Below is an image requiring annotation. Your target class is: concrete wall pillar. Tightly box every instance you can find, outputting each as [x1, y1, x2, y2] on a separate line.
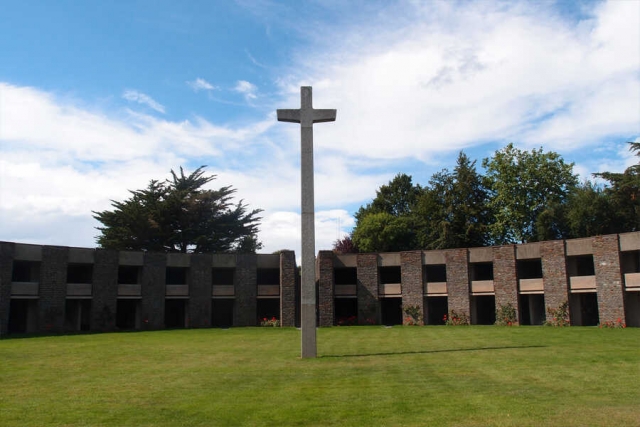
[357, 254, 379, 324]
[541, 240, 570, 320]
[280, 250, 297, 327]
[317, 251, 334, 327]
[593, 235, 625, 324]
[40, 246, 68, 333]
[235, 254, 257, 326]
[189, 254, 212, 328]
[91, 249, 118, 332]
[0, 242, 15, 336]
[401, 251, 423, 323]
[493, 245, 519, 324]
[445, 248, 470, 319]
[141, 252, 166, 330]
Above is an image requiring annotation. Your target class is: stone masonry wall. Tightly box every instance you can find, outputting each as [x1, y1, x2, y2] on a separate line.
[141, 252, 166, 330]
[235, 254, 257, 326]
[280, 250, 297, 327]
[493, 245, 519, 324]
[401, 251, 424, 323]
[541, 240, 570, 319]
[357, 254, 379, 324]
[91, 249, 118, 332]
[39, 246, 68, 333]
[317, 251, 334, 327]
[0, 242, 15, 336]
[593, 235, 625, 324]
[189, 254, 212, 328]
[446, 248, 470, 319]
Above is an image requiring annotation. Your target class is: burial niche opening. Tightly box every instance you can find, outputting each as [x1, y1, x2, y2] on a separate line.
[257, 298, 280, 324]
[568, 255, 595, 277]
[379, 266, 402, 284]
[471, 295, 496, 325]
[212, 268, 235, 285]
[425, 296, 448, 325]
[569, 293, 599, 326]
[212, 299, 234, 328]
[334, 298, 358, 326]
[65, 299, 91, 332]
[471, 262, 494, 281]
[12, 260, 40, 282]
[519, 294, 545, 325]
[67, 263, 93, 284]
[116, 299, 141, 330]
[517, 259, 543, 279]
[8, 299, 38, 334]
[165, 299, 188, 328]
[424, 264, 447, 283]
[118, 266, 141, 284]
[166, 267, 188, 285]
[381, 298, 403, 326]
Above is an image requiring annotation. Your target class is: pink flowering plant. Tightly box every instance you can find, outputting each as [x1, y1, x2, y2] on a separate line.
[444, 310, 469, 326]
[543, 301, 570, 327]
[260, 316, 280, 327]
[599, 318, 626, 328]
[495, 303, 517, 326]
[403, 305, 423, 326]
[336, 315, 358, 326]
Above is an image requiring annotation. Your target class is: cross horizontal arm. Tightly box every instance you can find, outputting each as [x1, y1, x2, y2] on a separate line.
[277, 109, 301, 123]
[312, 109, 337, 123]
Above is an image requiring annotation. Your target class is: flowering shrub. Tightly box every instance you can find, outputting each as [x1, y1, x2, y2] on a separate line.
[543, 301, 570, 327]
[495, 303, 517, 326]
[599, 318, 626, 328]
[260, 317, 280, 327]
[403, 305, 423, 326]
[362, 317, 376, 325]
[336, 315, 358, 326]
[444, 310, 469, 326]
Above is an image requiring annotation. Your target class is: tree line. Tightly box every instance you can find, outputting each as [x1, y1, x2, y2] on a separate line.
[337, 142, 639, 253]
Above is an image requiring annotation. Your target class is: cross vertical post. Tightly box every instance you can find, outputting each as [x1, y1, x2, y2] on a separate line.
[277, 86, 336, 358]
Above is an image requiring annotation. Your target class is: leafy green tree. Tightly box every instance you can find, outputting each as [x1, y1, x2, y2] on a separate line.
[94, 166, 263, 253]
[415, 152, 490, 249]
[352, 173, 422, 252]
[352, 212, 417, 253]
[482, 143, 578, 244]
[593, 142, 640, 233]
[354, 173, 421, 221]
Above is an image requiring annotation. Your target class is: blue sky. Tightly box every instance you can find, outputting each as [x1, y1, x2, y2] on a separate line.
[0, 0, 638, 256]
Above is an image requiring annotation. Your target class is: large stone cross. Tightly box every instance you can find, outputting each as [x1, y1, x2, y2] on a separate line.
[277, 86, 336, 358]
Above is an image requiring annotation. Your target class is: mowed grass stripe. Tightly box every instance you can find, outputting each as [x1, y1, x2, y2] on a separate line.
[0, 326, 638, 426]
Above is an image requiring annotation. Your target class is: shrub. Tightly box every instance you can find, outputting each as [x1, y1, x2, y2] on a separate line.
[543, 301, 570, 327]
[403, 305, 423, 326]
[599, 318, 626, 328]
[336, 316, 358, 326]
[444, 310, 469, 326]
[260, 317, 280, 327]
[495, 303, 517, 326]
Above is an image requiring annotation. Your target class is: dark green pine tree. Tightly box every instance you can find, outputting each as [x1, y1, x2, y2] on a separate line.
[93, 166, 263, 253]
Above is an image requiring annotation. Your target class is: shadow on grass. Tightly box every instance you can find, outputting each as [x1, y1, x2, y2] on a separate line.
[321, 345, 546, 359]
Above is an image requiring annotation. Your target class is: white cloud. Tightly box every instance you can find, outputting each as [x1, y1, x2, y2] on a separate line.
[277, 0, 639, 161]
[122, 89, 166, 113]
[234, 80, 258, 100]
[0, 82, 375, 254]
[187, 78, 215, 92]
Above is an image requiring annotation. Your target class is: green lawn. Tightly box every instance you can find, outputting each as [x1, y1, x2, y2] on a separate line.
[1, 326, 638, 426]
